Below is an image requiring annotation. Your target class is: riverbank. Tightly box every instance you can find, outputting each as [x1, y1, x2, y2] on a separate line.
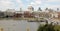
[0, 17, 45, 20]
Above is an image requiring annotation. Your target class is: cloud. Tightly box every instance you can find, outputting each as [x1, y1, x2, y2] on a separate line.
[48, 5, 60, 10]
[0, 0, 13, 6]
[43, 4, 60, 10]
[35, 0, 41, 5]
[0, 0, 15, 11]
[48, 5, 60, 9]
[0, 0, 60, 11]
[29, 0, 42, 7]
[26, 0, 30, 2]
[16, 0, 23, 7]
[43, 0, 60, 8]
[46, 0, 60, 2]
[27, 0, 42, 10]
[0, 0, 23, 11]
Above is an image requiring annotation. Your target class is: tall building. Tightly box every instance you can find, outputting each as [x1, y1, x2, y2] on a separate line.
[38, 7, 42, 11]
[45, 8, 49, 13]
[57, 8, 59, 11]
[20, 8, 22, 12]
[28, 6, 34, 11]
[45, 8, 48, 11]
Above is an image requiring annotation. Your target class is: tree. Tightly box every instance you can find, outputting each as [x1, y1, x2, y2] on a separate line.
[37, 22, 55, 31]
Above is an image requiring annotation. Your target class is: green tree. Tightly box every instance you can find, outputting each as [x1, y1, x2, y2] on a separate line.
[37, 22, 55, 31]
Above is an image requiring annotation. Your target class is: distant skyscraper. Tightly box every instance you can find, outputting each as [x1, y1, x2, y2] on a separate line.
[32, 7, 34, 11]
[45, 8, 48, 11]
[57, 8, 59, 11]
[28, 6, 34, 11]
[20, 8, 22, 12]
[38, 7, 42, 11]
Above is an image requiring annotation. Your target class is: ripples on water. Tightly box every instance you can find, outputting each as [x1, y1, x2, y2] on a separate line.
[0, 20, 40, 31]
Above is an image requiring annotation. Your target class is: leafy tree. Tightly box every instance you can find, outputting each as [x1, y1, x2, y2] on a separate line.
[37, 22, 55, 31]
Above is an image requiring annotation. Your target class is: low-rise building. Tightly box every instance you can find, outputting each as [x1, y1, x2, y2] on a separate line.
[4, 9, 16, 17]
[0, 11, 5, 18]
[24, 11, 34, 18]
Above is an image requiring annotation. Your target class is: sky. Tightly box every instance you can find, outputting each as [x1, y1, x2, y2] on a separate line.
[0, 0, 60, 11]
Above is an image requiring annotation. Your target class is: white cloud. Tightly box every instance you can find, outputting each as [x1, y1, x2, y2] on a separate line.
[0, 0, 23, 11]
[47, 0, 60, 2]
[0, 1, 13, 6]
[48, 5, 60, 9]
[27, 0, 43, 11]
[48, 5, 60, 10]
[16, 0, 22, 3]
[0, 0, 15, 11]
[27, 0, 60, 10]
[26, 0, 30, 2]
[29, 0, 42, 6]
[16, 0, 23, 7]
[30, 2, 35, 6]
[35, 0, 41, 5]
[43, 4, 60, 10]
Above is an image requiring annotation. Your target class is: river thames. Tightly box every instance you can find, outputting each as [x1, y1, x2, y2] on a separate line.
[0, 19, 60, 31]
[0, 20, 44, 31]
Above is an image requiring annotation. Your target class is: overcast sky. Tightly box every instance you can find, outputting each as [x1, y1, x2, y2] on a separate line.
[0, 0, 60, 11]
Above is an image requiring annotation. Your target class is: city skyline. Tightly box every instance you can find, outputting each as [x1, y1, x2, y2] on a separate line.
[0, 0, 60, 11]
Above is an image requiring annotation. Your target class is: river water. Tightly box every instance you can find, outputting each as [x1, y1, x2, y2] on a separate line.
[0, 19, 59, 31]
[0, 20, 43, 31]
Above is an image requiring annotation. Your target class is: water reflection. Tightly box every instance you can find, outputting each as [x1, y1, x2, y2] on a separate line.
[0, 20, 39, 31]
